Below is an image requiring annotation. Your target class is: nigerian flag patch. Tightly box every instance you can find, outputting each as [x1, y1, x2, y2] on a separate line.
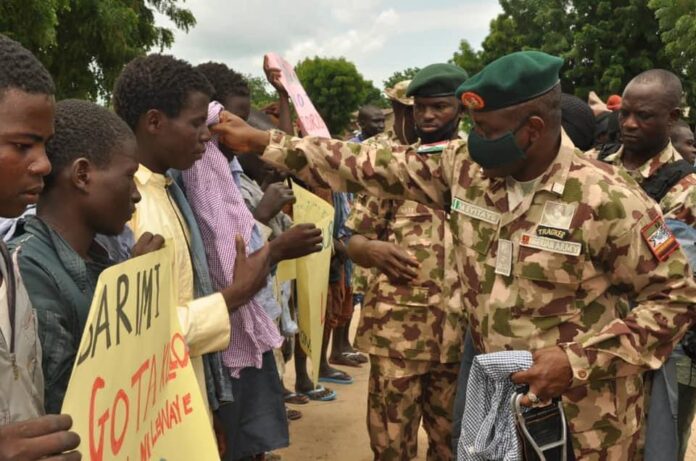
[641, 217, 680, 262]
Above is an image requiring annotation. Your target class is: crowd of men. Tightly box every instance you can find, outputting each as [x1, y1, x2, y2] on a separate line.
[1, 29, 696, 461]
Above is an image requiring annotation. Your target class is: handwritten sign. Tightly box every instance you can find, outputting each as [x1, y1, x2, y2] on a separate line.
[280, 182, 334, 383]
[61, 246, 219, 461]
[265, 52, 332, 138]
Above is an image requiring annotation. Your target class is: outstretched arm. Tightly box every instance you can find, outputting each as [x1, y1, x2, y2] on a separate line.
[212, 112, 465, 209]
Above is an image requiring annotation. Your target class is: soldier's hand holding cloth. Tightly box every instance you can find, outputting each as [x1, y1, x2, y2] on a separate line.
[511, 346, 573, 407]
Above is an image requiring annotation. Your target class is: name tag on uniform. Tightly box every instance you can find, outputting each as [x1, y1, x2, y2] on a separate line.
[495, 239, 513, 276]
[520, 233, 582, 256]
[451, 197, 501, 225]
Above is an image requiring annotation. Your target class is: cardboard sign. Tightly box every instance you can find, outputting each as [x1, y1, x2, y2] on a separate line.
[279, 182, 334, 383]
[264, 52, 332, 138]
[61, 246, 219, 461]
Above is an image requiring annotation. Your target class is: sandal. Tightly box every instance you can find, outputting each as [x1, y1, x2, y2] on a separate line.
[342, 351, 368, 364]
[329, 354, 362, 368]
[286, 407, 302, 421]
[284, 392, 310, 405]
[319, 369, 354, 385]
[299, 385, 337, 401]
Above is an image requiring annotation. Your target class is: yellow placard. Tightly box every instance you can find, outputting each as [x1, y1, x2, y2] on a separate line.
[291, 182, 334, 384]
[276, 259, 297, 283]
[61, 245, 219, 461]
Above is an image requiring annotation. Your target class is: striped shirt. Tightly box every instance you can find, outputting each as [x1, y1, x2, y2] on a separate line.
[182, 101, 282, 378]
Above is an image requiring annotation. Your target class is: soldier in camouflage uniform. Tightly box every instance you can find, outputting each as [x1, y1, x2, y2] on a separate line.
[349, 80, 414, 320]
[213, 51, 696, 460]
[588, 69, 696, 226]
[345, 65, 469, 460]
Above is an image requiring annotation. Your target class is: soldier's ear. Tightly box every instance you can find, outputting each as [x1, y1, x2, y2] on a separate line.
[527, 115, 545, 144]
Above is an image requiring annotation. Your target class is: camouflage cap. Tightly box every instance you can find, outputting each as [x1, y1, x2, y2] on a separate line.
[385, 80, 414, 106]
[456, 50, 563, 112]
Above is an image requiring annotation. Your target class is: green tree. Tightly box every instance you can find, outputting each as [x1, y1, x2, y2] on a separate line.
[450, 40, 482, 76]
[295, 56, 377, 135]
[566, 0, 670, 100]
[362, 85, 389, 109]
[383, 67, 421, 90]
[462, 0, 671, 102]
[650, 0, 696, 119]
[478, 0, 572, 65]
[0, 0, 196, 100]
[245, 74, 277, 108]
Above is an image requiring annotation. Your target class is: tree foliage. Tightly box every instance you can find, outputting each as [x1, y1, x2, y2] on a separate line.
[450, 40, 482, 76]
[383, 67, 421, 90]
[246, 74, 277, 109]
[457, 0, 679, 105]
[566, 0, 669, 99]
[650, 0, 696, 117]
[295, 56, 382, 135]
[0, 0, 196, 100]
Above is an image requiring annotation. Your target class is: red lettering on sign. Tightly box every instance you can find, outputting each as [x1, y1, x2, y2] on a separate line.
[110, 389, 129, 455]
[89, 376, 108, 461]
[183, 393, 193, 415]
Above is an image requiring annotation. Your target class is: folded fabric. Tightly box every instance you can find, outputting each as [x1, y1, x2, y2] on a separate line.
[458, 350, 533, 461]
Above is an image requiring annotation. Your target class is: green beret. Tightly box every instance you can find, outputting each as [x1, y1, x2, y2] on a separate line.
[455, 51, 563, 111]
[406, 63, 469, 97]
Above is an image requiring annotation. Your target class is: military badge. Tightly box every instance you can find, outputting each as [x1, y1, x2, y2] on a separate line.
[460, 91, 485, 110]
[539, 201, 576, 230]
[641, 217, 680, 262]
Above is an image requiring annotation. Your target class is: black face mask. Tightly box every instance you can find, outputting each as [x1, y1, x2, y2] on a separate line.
[415, 115, 461, 144]
[468, 117, 531, 169]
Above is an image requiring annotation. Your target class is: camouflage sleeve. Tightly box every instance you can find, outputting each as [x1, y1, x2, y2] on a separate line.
[345, 193, 391, 240]
[563, 206, 696, 387]
[262, 130, 456, 209]
[662, 176, 696, 226]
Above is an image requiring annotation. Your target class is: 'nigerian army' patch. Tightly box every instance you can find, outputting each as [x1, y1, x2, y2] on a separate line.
[641, 217, 679, 262]
[520, 233, 582, 256]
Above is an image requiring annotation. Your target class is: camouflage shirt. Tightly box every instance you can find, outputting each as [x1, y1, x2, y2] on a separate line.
[591, 142, 696, 226]
[347, 131, 399, 297]
[260, 129, 696, 453]
[347, 134, 464, 364]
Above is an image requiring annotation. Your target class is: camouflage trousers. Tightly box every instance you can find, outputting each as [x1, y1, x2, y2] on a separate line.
[367, 355, 459, 461]
[574, 430, 641, 460]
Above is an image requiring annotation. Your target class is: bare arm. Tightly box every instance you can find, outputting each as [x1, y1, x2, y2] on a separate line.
[264, 58, 293, 135]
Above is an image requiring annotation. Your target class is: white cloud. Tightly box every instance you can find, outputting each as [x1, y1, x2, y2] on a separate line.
[156, 0, 501, 88]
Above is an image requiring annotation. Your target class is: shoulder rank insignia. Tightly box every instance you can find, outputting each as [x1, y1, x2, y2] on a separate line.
[641, 217, 680, 262]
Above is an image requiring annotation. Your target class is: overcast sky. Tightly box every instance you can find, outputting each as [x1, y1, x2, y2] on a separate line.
[157, 0, 502, 89]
